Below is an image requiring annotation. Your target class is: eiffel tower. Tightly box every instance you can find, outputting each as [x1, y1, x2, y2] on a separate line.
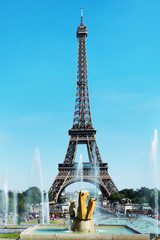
[49, 9, 118, 203]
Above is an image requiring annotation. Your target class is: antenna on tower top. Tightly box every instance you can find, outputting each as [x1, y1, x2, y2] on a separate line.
[81, 8, 83, 24]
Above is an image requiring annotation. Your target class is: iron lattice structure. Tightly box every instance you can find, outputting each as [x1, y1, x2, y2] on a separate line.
[49, 10, 118, 203]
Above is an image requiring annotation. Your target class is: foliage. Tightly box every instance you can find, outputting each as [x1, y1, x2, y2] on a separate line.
[49, 191, 52, 202]
[0, 233, 20, 238]
[119, 188, 136, 201]
[23, 186, 41, 204]
[59, 195, 71, 203]
[1, 186, 160, 219]
[108, 187, 160, 209]
[0, 186, 42, 224]
[18, 199, 25, 214]
[108, 192, 124, 203]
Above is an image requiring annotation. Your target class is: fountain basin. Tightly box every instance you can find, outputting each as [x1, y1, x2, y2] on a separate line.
[98, 217, 160, 234]
[20, 224, 150, 240]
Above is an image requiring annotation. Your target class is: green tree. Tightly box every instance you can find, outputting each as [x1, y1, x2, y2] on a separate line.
[119, 188, 136, 201]
[24, 187, 41, 204]
[108, 192, 124, 203]
[8, 198, 13, 212]
[18, 200, 25, 214]
[138, 197, 147, 204]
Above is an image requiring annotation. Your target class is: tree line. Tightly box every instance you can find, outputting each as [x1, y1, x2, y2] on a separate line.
[108, 187, 160, 208]
[0, 186, 159, 216]
[0, 187, 41, 216]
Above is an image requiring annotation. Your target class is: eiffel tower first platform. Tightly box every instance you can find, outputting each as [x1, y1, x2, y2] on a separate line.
[49, 9, 118, 203]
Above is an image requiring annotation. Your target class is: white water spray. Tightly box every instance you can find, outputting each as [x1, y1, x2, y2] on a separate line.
[32, 148, 45, 224]
[77, 154, 83, 190]
[44, 191, 50, 224]
[13, 191, 18, 225]
[92, 142, 99, 199]
[4, 167, 8, 227]
[75, 154, 84, 216]
[151, 129, 159, 237]
[92, 142, 100, 219]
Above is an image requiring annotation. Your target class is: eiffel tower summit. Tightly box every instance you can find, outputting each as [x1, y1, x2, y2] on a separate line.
[49, 9, 118, 203]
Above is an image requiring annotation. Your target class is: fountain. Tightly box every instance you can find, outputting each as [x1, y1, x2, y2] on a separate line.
[44, 191, 50, 224]
[31, 147, 45, 224]
[77, 154, 83, 190]
[92, 142, 100, 219]
[151, 129, 159, 238]
[69, 190, 96, 232]
[13, 191, 18, 225]
[4, 167, 8, 228]
[20, 189, 150, 240]
[92, 142, 99, 197]
[0, 142, 157, 240]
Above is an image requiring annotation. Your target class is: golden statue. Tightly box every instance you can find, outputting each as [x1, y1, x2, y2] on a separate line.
[77, 190, 89, 220]
[69, 199, 76, 219]
[86, 197, 97, 219]
[69, 190, 97, 232]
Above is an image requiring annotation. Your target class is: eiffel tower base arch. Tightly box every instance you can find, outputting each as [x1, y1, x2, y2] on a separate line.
[49, 163, 117, 203]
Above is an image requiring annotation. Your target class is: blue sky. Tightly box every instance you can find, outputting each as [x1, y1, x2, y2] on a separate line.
[0, 0, 160, 191]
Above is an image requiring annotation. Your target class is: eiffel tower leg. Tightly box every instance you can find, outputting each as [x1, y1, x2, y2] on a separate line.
[99, 170, 118, 199]
[49, 137, 78, 202]
[63, 137, 78, 163]
[49, 171, 70, 203]
[87, 138, 103, 163]
[102, 176, 118, 193]
[49, 175, 64, 203]
[86, 138, 93, 163]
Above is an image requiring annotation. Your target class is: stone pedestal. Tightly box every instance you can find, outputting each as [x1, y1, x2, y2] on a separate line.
[71, 218, 94, 233]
